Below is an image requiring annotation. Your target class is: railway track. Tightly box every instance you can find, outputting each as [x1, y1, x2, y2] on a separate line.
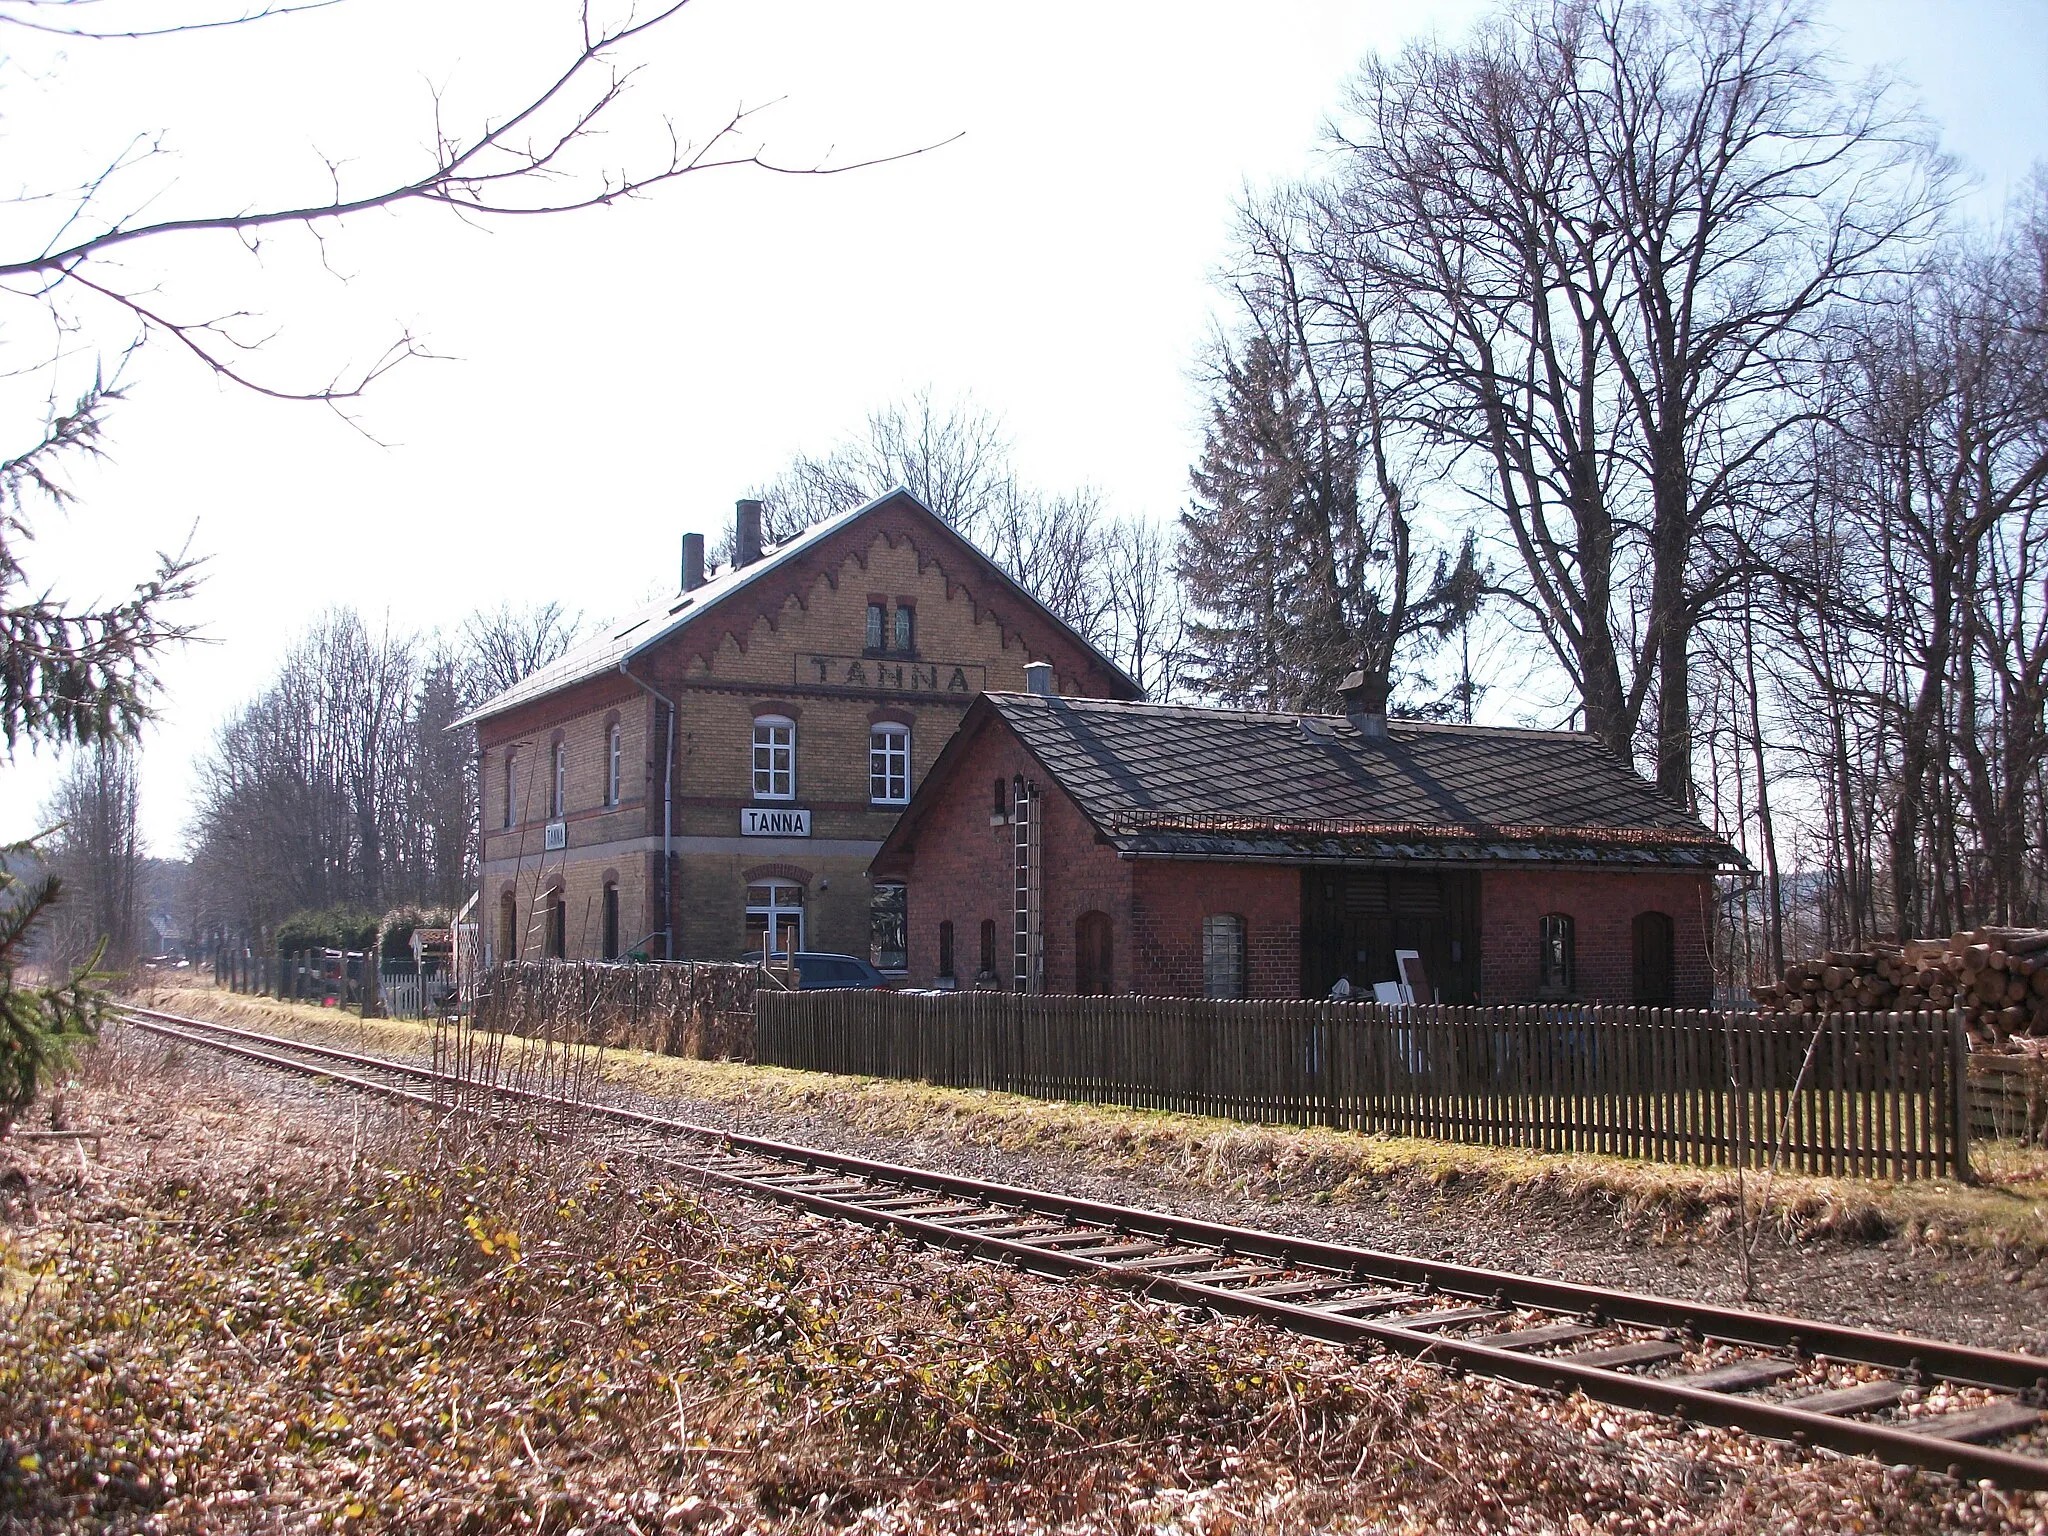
[115, 1001, 2048, 1489]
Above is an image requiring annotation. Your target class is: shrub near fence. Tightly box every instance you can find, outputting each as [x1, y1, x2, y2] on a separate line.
[756, 991, 1971, 1181]
[475, 960, 761, 1060]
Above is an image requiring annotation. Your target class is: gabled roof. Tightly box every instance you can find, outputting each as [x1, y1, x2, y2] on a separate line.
[454, 488, 1139, 728]
[878, 692, 1740, 871]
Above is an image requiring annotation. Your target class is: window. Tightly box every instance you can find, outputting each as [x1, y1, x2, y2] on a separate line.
[1203, 914, 1247, 998]
[1633, 911, 1675, 1004]
[979, 918, 999, 982]
[871, 881, 907, 972]
[499, 890, 518, 961]
[865, 602, 885, 652]
[745, 881, 805, 957]
[1538, 913, 1576, 997]
[992, 777, 1008, 823]
[550, 738, 566, 819]
[752, 716, 795, 800]
[869, 724, 910, 804]
[938, 920, 955, 979]
[892, 603, 915, 654]
[502, 750, 517, 829]
[606, 722, 622, 806]
[544, 891, 566, 959]
[602, 882, 620, 961]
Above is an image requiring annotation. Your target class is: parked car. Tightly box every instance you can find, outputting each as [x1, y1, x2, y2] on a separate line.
[753, 951, 892, 990]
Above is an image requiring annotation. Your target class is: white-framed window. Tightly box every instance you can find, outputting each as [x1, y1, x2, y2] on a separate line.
[502, 750, 517, 829]
[606, 722, 622, 806]
[745, 880, 804, 956]
[869, 724, 910, 805]
[550, 739, 567, 818]
[752, 715, 795, 800]
[1203, 913, 1247, 999]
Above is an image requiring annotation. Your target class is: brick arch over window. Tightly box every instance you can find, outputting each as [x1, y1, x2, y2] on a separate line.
[742, 863, 813, 886]
[867, 705, 916, 728]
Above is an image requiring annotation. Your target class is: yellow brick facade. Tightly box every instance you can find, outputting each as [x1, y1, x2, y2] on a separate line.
[475, 497, 1131, 967]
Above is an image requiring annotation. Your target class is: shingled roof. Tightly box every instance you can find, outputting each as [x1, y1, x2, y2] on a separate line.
[881, 692, 1739, 870]
[452, 488, 1139, 729]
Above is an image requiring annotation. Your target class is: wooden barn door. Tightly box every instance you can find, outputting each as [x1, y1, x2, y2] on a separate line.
[1300, 869, 1480, 1002]
[1075, 910, 1114, 995]
[1632, 910, 1675, 1003]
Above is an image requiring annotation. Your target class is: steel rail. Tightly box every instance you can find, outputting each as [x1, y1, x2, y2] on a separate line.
[113, 1002, 2048, 1488]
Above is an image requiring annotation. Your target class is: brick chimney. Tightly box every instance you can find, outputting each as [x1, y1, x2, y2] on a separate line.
[680, 531, 705, 591]
[735, 499, 764, 568]
[1339, 667, 1388, 739]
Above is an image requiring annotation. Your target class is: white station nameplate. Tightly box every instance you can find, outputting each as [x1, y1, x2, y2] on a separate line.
[741, 807, 811, 838]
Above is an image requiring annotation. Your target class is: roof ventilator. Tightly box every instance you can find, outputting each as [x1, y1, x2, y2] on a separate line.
[735, 498, 765, 569]
[1339, 668, 1389, 739]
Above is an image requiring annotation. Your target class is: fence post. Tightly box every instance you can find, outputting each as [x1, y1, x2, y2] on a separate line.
[1951, 1008, 1974, 1184]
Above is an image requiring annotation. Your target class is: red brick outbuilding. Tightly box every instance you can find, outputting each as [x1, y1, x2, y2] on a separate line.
[870, 685, 1738, 1005]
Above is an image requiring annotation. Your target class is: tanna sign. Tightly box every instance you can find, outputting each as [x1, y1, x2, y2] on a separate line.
[741, 807, 811, 838]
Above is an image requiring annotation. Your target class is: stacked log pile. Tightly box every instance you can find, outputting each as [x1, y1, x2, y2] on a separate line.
[1753, 928, 2048, 1045]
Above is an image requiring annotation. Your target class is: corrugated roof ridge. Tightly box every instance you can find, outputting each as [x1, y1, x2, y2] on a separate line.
[986, 690, 1599, 743]
[451, 489, 903, 728]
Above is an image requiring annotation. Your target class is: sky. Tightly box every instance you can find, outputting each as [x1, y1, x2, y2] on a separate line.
[3, 0, 2045, 853]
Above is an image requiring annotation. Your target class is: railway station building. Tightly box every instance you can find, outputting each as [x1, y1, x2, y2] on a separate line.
[869, 683, 1740, 1004]
[459, 490, 1137, 971]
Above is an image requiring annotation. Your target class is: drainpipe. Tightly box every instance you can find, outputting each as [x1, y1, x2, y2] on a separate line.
[619, 655, 676, 961]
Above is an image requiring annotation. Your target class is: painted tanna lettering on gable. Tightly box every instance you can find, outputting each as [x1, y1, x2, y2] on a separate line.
[796, 653, 986, 696]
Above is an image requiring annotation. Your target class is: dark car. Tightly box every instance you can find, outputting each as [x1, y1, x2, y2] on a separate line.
[756, 951, 892, 990]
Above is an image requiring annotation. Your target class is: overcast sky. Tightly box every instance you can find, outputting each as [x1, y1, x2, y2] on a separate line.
[4, 0, 2044, 852]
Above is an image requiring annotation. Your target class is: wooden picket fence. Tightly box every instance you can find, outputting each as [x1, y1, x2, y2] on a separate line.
[755, 991, 1972, 1180]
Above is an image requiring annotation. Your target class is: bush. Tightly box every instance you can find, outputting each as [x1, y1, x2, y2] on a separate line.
[274, 907, 377, 959]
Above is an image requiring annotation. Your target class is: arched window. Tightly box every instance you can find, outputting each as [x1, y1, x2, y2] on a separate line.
[602, 881, 621, 961]
[1203, 914, 1247, 998]
[1538, 913, 1575, 997]
[938, 920, 955, 980]
[978, 918, 999, 982]
[499, 889, 518, 962]
[992, 777, 1008, 823]
[502, 750, 517, 829]
[550, 736, 567, 819]
[1075, 910, 1114, 995]
[544, 889, 566, 959]
[869, 724, 910, 805]
[606, 721, 623, 807]
[1632, 911, 1675, 1004]
[752, 715, 795, 800]
[745, 880, 804, 957]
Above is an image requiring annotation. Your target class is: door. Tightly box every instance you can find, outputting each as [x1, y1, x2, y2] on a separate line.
[1299, 869, 1479, 1002]
[1632, 911, 1674, 1004]
[1075, 910, 1114, 995]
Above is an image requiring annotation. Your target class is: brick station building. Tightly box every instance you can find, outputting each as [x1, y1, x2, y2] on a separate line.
[870, 683, 1739, 1004]
[458, 490, 1135, 970]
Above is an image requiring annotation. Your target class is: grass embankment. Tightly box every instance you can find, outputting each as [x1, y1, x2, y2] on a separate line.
[137, 979, 2048, 1261]
[3, 1026, 2034, 1532]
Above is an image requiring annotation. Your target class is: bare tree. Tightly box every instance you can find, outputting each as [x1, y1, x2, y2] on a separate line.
[2, 0, 931, 754]
[1179, 191, 1481, 713]
[1326, 0, 1939, 795]
[35, 740, 144, 972]
[459, 601, 588, 700]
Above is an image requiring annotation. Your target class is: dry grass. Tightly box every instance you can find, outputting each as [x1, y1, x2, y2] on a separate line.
[134, 977, 2048, 1261]
[4, 1026, 2045, 1532]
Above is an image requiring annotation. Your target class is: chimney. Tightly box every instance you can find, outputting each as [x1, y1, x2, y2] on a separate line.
[1339, 667, 1389, 739]
[735, 498, 764, 568]
[1023, 661, 1054, 696]
[680, 531, 705, 592]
